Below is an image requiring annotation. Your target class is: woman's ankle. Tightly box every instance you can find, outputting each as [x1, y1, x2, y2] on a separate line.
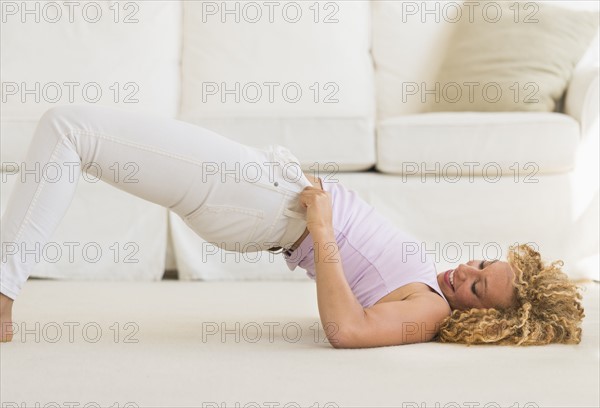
[0, 293, 14, 343]
[0, 292, 14, 309]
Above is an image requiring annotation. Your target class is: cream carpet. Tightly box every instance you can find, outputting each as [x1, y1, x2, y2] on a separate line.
[1, 280, 598, 407]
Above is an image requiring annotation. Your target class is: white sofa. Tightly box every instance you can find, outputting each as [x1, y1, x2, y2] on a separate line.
[1, 0, 599, 285]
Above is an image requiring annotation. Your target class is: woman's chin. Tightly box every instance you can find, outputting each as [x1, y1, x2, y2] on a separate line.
[437, 272, 455, 308]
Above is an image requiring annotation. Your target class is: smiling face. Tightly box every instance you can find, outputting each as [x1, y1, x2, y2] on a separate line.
[436, 259, 518, 311]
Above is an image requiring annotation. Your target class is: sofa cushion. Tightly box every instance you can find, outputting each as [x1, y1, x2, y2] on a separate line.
[427, 2, 599, 113]
[179, 0, 375, 171]
[376, 112, 580, 175]
[168, 169, 596, 282]
[371, 0, 456, 119]
[372, 0, 600, 119]
[0, 1, 182, 166]
[0, 169, 168, 281]
[169, 211, 309, 282]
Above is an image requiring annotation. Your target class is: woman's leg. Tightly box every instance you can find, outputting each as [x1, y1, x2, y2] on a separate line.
[0, 104, 310, 303]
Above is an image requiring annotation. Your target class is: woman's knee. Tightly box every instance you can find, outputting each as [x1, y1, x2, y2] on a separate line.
[39, 104, 87, 126]
[34, 105, 97, 152]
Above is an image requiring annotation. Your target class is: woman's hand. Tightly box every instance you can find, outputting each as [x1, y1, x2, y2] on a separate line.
[299, 186, 333, 235]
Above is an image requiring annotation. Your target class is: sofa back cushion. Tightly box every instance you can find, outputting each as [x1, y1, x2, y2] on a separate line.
[0, 0, 182, 167]
[427, 2, 599, 113]
[372, 0, 600, 120]
[180, 0, 375, 171]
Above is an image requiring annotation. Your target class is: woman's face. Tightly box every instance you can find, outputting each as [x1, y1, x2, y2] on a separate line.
[437, 259, 518, 311]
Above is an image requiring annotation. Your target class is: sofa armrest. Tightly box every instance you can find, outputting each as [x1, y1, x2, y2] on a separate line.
[564, 29, 600, 141]
[565, 63, 599, 142]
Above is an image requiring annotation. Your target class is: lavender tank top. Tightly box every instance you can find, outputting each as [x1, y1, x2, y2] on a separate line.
[283, 177, 450, 309]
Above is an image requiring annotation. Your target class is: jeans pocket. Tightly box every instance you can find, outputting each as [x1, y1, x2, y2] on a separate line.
[184, 204, 264, 250]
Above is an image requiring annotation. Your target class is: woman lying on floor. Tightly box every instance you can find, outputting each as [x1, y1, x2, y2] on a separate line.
[0, 105, 585, 347]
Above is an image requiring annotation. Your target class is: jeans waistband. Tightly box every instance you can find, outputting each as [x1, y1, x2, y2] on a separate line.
[265, 144, 310, 252]
[266, 144, 312, 193]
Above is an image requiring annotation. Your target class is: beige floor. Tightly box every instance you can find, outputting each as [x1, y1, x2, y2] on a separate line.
[1, 279, 598, 407]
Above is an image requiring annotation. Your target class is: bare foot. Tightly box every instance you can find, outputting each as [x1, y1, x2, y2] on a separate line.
[0, 293, 14, 343]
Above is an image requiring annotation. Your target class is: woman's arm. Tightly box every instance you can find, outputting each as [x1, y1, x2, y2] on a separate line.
[298, 185, 366, 348]
[311, 227, 366, 348]
[299, 184, 449, 349]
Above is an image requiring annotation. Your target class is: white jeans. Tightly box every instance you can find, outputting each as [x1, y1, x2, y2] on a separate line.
[0, 104, 312, 300]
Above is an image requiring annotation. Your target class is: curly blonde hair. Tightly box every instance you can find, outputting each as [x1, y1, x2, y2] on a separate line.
[435, 244, 586, 346]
